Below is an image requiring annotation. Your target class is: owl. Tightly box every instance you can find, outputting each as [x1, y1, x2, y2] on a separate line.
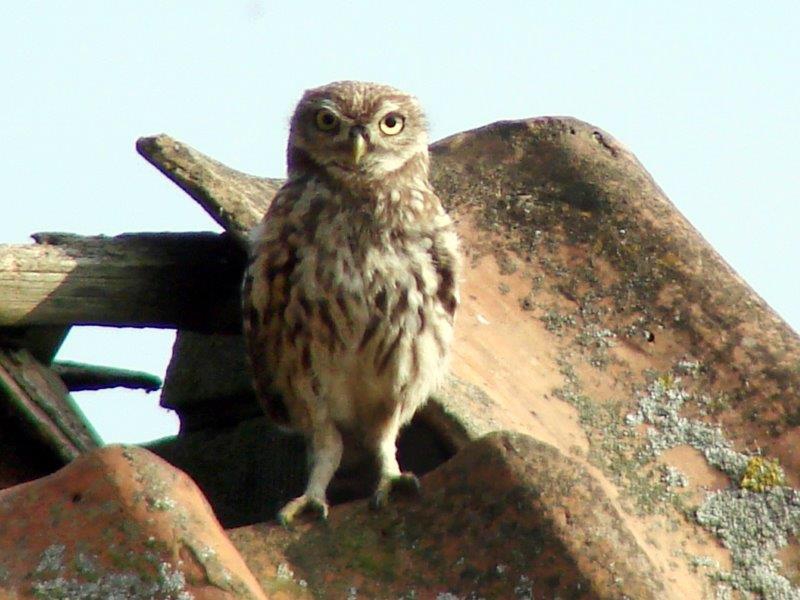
[242, 81, 460, 526]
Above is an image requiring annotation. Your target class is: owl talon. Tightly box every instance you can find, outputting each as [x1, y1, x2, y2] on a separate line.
[370, 472, 421, 510]
[277, 495, 329, 528]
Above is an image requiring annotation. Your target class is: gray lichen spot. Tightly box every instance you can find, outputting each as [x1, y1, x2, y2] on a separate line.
[696, 488, 800, 599]
[715, 583, 734, 600]
[660, 465, 688, 488]
[554, 359, 674, 516]
[689, 555, 720, 571]
[574, 324, 616, 368]
[627, 375, 800, 598]
[539, 309, 576, 334]
[147, 496, 178, 512]
[185, 542, 240, 593]
[276, 562, 295, 581]
[194, 545, 216, 562]
[34, 544, 66, 576]
[261, 560, 308, 596]
[30, 545, 193, 600]
[514, 574, 534, 599]
[627, 377, 749, 478]
[74, 552, 99, 580]
[555, 356, 800, 597]
[674, 359, 703, 377]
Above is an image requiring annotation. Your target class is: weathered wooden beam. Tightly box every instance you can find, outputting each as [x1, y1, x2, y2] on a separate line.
[0, 326, 70, 364]
[136, 135, 282, 247]
[0, 229, 75, 362]
[51, 361, 162, 392]
[0, 232, 245, 332]
[0, 348, 101, 462]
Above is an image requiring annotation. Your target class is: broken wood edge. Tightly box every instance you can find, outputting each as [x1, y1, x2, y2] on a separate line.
[136, 135, 234, 234]
[0, 232, 245, 332]
[52, 361, 162, 393]
[0, 349, 101, 462]
[135, 134, 281, 249]
[0, 326, 70, 364]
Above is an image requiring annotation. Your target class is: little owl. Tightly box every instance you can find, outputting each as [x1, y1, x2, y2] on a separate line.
[242, 81, 460, 525]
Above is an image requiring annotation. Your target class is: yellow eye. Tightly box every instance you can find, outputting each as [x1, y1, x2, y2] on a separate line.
[315, 109, 339, 131]
[379, 113, 404, 135]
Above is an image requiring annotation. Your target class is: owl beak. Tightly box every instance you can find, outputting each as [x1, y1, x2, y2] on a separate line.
[350, 127, 368, 165]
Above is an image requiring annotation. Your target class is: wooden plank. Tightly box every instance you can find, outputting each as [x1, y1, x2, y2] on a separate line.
[0, 348, 101, 462]
[0, 232, 245, 332]
[51, 361, 162, 392]
[0, 231, 75, 363]
[136, 135, 282, 247]
[0, 325, 69, 363]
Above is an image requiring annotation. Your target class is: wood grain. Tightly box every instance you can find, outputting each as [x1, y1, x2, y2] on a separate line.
[0, 232, 245, 332]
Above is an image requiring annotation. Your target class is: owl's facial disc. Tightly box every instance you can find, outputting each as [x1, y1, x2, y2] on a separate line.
[289, 84, 428, 182]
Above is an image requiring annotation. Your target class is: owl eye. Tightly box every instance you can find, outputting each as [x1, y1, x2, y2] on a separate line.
[379, 113, 405, 135]
[315, 109, 339, 132]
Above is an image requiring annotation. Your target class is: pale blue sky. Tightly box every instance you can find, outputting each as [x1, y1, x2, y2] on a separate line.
[2, 2, 798, 443]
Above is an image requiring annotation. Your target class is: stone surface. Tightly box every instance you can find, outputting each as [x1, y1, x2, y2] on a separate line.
[146, 413, 453, 530]
[160, 331, 259, 431]
[7, 116, 799, 597]
[230, 431, 666, 599]
[147, 417, 307, 529]
[134, 118, 800, 598]
[429, 117, 800, 452]
[0, 445, 266, 599]
[140, 119, 800, 461]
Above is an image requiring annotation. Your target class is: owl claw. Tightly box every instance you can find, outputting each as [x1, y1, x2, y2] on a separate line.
[370, 472, 421, 510]
[277, 495, 329, 528]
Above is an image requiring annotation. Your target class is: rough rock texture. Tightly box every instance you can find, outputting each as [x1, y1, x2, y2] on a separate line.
[0, 445, 266, 600]
[230, 431, 665, 599]
[146, 413, 453, 530]
[123, 118, 800, 598]
[429, 118, 800, 454]
[147, 417, 307, 529]
[3, 113, 796, 597]
[160, 331, 259, 432]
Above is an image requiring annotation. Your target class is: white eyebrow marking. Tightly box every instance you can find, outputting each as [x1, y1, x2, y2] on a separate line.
[317, 99, 341, 114]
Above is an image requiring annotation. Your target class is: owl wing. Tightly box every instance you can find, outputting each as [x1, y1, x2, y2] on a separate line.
[427, 198, 461, 322]
[242, 180, 306, 428]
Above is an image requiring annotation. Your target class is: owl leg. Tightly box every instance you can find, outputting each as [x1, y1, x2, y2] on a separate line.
[277, 421, 342, 527]
[369, 412, 420, 510]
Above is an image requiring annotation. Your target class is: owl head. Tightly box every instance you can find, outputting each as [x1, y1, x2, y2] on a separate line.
[286, 81, 429, 186]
